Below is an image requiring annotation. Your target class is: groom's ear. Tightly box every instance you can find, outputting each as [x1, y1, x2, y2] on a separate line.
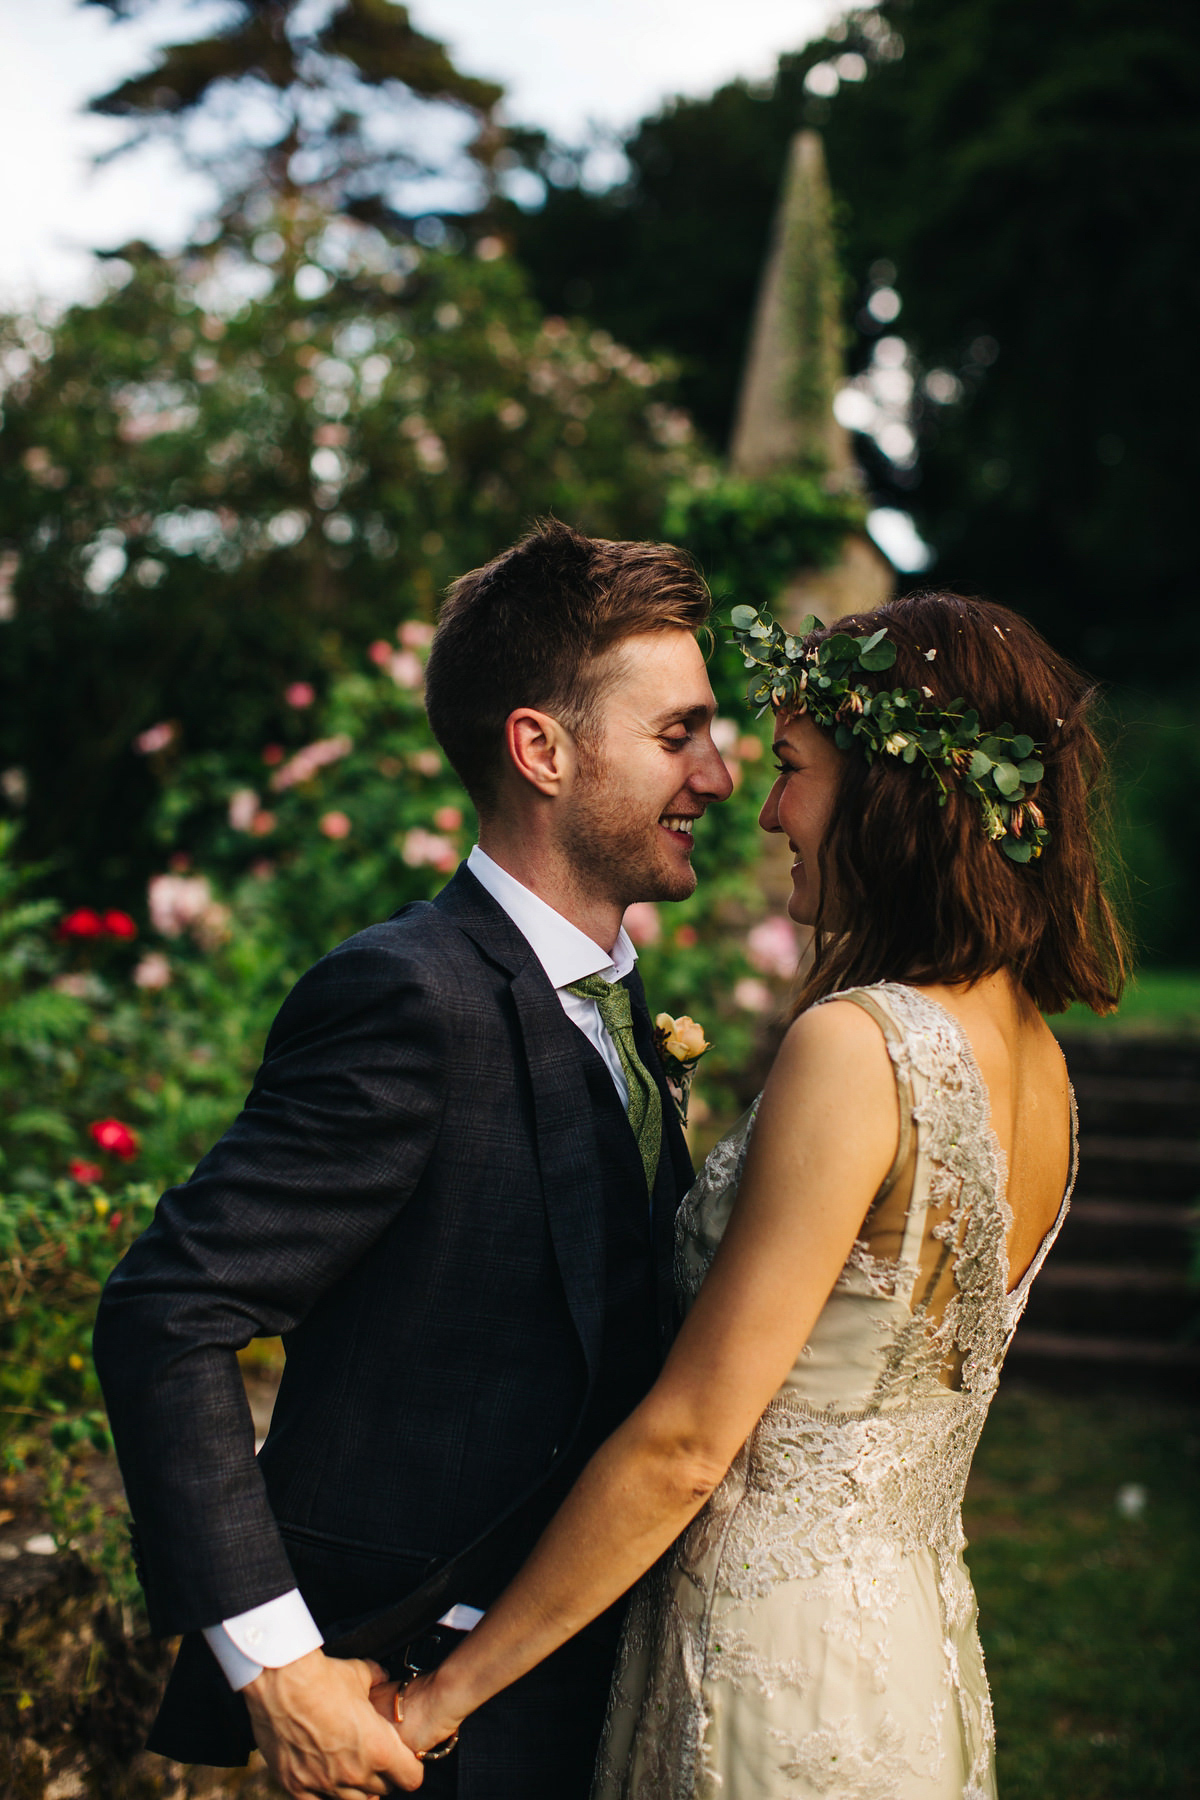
[504, 707, 578, 798]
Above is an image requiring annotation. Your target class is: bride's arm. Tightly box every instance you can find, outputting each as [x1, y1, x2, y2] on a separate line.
[390, 997, 899, 1757]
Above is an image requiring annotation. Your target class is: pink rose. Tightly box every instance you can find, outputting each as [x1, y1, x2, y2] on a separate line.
[622, 902, 661, 947]
[133, 721, 177, 755]
[133, 951, 172, 990]
[746, 915, 798, 980]
[398, 621, 434, 649]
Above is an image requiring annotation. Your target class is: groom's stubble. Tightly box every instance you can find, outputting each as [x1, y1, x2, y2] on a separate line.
[560, 740, 701, 914]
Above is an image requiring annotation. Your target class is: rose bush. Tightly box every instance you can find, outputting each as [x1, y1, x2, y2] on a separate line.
[0, 212, 708, 906]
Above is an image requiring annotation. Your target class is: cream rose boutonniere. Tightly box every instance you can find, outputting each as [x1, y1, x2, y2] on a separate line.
[653, 1012, 711, 1127]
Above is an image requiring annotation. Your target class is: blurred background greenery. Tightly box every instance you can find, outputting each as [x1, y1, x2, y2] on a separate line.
[0, 3, 1198, 1791]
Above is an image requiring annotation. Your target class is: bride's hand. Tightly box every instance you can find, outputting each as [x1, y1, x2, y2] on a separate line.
[369, 1670, 464, 1762]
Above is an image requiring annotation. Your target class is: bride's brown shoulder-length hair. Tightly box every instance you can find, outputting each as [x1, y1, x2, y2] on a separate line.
[791, 591, 1128, 1017]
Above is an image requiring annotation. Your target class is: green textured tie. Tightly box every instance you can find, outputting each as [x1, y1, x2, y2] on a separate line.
[567, 975, 663, 1198]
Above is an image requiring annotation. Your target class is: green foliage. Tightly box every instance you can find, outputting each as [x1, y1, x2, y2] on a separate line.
[507, 0, 1200, 678]
[664, 472, 864, 617]
[148, 622, 477, 966]
[1102, 692, 1200, 967]
[0, 221, 704, 900]
[1051, 969, 1200, 1038]
[0, 1179, 155, 1442]
[0, 1169, 154, 1592]
[0, 820, 290, 1196]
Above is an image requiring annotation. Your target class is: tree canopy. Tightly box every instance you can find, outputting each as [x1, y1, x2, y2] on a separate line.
[83, 0, 504, 229]
[507, 0, 1200, 673]
[0, 216, 700, 895]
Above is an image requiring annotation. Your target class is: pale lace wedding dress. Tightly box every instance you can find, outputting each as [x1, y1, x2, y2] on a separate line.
[593, 983, 1076, 1800]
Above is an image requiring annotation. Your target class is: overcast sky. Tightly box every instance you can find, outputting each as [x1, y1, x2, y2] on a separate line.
[0, 0, 847, 305]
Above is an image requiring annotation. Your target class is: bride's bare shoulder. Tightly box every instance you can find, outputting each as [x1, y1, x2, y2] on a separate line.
[767, 992, 897, 1105]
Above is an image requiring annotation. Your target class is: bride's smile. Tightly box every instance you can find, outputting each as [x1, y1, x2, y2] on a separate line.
[758, 712, 843, 928]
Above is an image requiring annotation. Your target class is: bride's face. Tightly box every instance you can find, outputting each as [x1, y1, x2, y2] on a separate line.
[758, 712, 844, 927]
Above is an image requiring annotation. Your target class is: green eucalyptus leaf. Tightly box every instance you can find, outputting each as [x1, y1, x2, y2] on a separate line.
[992, 761, 1021, 796]
[729, 604, 758, 629]
[1016, 758, 1044, 783]
[859, 643, 897, 670]
[969, 749, 993, 779]
[1010, 734, 1035, 760]
[1002, 838, 1034, 863]
[822, 633, 859, 662]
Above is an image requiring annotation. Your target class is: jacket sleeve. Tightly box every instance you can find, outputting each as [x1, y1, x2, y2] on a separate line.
[93, 929, 448, 1636]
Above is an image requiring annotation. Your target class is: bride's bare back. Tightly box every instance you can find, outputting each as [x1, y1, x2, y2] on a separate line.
[909, 972, 1072, 1292]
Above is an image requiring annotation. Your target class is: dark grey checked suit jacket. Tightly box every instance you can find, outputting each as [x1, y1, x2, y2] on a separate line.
[94, 865, 691, 1792]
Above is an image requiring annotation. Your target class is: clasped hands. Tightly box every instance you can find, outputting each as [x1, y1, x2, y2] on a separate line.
[244, 1648, 464, 1798]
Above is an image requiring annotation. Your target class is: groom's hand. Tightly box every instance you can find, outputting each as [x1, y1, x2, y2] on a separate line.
[244, 1649, 425, 1795]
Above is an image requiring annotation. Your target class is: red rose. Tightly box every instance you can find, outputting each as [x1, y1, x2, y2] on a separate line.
[102, 910, 138, 940]
[59, 908, 105, 939]
[88, 1118, 140, 1160]
[68, 1157, 105, 1184]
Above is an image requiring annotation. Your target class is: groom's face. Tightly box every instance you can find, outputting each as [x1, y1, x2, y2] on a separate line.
[561, 629, 733, 907]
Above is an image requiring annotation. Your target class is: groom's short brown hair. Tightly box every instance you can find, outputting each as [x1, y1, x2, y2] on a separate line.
[425, 518, 711, 812]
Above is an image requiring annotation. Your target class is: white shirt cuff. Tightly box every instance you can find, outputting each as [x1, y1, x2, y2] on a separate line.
[203, 1589, 324, 1692]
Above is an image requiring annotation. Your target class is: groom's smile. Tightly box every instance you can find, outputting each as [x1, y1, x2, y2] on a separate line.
[659, 813, 697, 848]
[561, 629, 733, 910]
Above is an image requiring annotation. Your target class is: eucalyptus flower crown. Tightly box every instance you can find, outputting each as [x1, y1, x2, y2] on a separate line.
[729, 604, 1050, 863]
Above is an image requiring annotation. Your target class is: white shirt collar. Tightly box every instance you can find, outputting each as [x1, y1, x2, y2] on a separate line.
[467, 845, 636, 990]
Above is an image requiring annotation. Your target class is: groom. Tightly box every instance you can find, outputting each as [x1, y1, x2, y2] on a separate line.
[94, 519, 732, 1798]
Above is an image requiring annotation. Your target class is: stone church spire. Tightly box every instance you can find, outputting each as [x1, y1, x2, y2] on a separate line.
[730, 130, 891, 621]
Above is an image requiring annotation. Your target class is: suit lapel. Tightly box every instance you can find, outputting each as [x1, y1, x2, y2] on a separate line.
[507, 963, 607, 1378]
[435, 866, 607, 1379]
[433, 865, 692, 1363]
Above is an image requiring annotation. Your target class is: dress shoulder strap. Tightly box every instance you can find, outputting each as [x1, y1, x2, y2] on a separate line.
[818, 987, 916, 1209]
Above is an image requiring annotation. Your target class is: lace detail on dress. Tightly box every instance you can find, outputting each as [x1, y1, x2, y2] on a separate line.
[593, 982, 1075, 1800]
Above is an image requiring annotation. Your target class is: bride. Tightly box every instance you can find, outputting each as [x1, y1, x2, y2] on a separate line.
[382, 591, 1126, 1798]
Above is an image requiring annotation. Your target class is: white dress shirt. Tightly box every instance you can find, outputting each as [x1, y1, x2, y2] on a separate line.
[203, 847, 637, 1689]
[466, 845, 637, 1105]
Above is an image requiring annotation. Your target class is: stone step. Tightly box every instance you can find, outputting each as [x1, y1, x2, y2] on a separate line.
[1005, 1327, 1200, 1395]
[1071, 1072, 1200, 1137]
[1020, 1262, 1197, 1338]
[1056, 1198, 1198, 1263]
[1075, 1135, 1200, 1200]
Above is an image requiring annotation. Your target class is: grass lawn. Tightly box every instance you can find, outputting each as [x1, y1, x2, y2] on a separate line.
[1051, 967, 1200, 1036]
[965, 1383, 1200, 1798]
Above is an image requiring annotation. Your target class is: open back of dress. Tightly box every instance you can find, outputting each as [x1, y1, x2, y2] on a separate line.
[593, 983, 1077, 1800]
